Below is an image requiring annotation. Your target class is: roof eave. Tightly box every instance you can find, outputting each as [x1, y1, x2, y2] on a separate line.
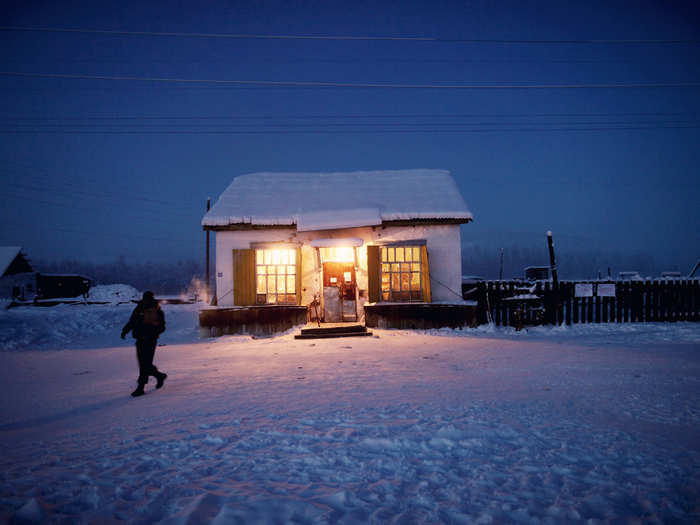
[202, 217, 473, 232]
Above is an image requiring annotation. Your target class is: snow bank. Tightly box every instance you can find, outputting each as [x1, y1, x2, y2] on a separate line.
[1, 329, 698, 523]
[0, 303, 201, 351]
[86, 284, 140, 303]
[0, 305, 698, 523]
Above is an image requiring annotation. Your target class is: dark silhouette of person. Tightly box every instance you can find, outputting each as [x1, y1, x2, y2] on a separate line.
[121, 291, 167, 397]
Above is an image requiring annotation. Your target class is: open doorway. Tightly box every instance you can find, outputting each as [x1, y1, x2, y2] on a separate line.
[313, 244, 360, 323]
[322, 261, 357, 322]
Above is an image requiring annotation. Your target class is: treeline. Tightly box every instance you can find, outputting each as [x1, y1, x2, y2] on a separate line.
[462, 244, 666, 281]
[35, 257, 205, 295]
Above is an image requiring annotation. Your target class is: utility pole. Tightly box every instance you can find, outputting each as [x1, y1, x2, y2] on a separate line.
[547, 231, 560, 324]
[499, 248, 504, 281]
[205, 198, 211, 303]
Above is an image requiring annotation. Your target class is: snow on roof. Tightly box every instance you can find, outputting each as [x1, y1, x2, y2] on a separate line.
[0, 246, 22, 276]
[202, 170, 472, 230]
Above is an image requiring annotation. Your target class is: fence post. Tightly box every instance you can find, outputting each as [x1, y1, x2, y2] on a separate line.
[602, 292, 608, 323]
[609, 282, 616, 323]
[494, 282, 501, 326]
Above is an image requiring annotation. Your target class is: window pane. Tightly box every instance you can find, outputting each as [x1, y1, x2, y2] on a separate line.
[382, 291, 390, 301]
[256, 294, 266, 304]
[287, 275, 295, 293]
[257, 265, 266, 275]
[391, 263, 399, 273]
[413, 247, 420, 261]
[277, 275, 286, 294]
[277, 265, 285, 275]
[400, 263, 410, 273]
[267, 275, 275, 295]
[267, 265, 275, 275]
[382, 263, 390, 272]
[405, 248, 413, 262]
[288, 294, 297, 304]
[387, 248, 395, 262]
[256, 250, 263, 265]
[401, 273, 410, 291]
[411, 272, 420, 290]
[381, 247, 387, 261]
[289, 250, 296, 265]
[391, 273, 400, 291]
[381, 280, 389, 292]
[395, 247, 404, 262]
[287, 265, 295, 275]
[257, 275, 266, 293]
[280, 250, 288, 265]
[264, 250, 272, 265]
[411, 263, 421, 272]
[267, 294, 276, 304]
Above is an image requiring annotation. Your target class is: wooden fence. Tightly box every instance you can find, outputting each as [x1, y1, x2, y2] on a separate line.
[467, 279, 700, 327]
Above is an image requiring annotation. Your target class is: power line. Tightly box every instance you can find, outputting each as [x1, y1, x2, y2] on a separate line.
[1, 57, 644, 64]
[2, 26, 698, 44]
[1, 111, 694, 120]
[2, 220, 198, 243]
[2, 125, 698, 134]
[3, 71, 699, 89]
[1, 162, 203, 211]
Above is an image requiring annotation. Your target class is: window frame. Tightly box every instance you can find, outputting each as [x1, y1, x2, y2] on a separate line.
[253, 247, 298, 305]
[380, 244, 424, 302]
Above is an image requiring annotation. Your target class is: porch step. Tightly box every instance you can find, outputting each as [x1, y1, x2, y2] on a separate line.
[294, 324, 373, 339]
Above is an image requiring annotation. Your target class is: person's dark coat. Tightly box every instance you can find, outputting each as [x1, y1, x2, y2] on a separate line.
[121, 297, 165, 340]
[122, 292, 167, 392]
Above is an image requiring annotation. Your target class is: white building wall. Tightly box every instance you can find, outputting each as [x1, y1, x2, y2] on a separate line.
[213, 224, 463, 307]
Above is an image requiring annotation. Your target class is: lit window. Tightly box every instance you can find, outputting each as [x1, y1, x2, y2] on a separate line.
[255, 249, 297, 304]
[380, 246, 422, 301]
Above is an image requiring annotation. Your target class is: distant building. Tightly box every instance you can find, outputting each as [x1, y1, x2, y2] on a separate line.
[201, 170, 474, 333]
[0, 246, 35, 300]
[0, 247, 92, 302]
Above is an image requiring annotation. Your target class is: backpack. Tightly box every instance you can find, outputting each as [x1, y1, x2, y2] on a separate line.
[142, 306, 161, 328]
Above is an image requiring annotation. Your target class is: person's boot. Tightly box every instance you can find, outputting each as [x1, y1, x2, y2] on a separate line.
[131, 386, 145, 397]
[156, 373, 167, 389]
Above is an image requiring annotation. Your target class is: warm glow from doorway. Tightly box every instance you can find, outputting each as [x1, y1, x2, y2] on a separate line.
[321, 247, 355, 262]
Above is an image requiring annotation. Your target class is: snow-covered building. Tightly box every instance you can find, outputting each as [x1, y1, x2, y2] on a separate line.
[201, 170, 473, 335]
[0, 246, 35, 300]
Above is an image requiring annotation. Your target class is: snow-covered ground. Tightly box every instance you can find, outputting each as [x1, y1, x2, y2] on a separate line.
[1, 302, 699, 524]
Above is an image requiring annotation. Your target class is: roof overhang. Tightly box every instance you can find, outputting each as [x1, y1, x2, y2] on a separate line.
[310, 238, 364, 248]
[202, 217, 472, 231]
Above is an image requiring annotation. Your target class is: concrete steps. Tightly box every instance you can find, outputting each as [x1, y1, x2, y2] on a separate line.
[294, 324, 373, 339]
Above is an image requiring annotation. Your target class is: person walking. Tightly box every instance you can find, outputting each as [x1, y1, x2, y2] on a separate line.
[121, 291, 167, 397]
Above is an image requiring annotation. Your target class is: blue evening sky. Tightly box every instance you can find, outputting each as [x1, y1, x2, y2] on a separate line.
[1, 1, 698, 273]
